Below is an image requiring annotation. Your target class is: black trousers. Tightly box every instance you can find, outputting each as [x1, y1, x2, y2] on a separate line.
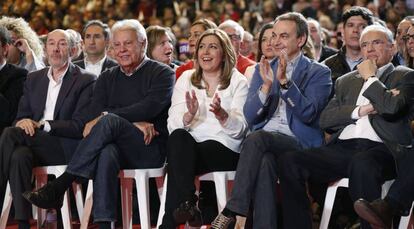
[0, 127, 66, 220]
[161, 129, 239, 227]
[278, 139, 396, 229]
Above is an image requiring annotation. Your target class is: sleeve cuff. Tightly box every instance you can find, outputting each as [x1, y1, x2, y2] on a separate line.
[365, 77, 379, 87]
[351, 106, 360, 119]
[43, 121, 51, 132]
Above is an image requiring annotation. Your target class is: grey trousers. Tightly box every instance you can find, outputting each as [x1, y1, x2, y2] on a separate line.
[225, 130, 302, 229]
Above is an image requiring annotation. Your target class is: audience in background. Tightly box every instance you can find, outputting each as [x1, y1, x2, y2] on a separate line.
[219, 19, 255, 75]
[0, 16, 45, 72]
[146, 25, 177, 70]
[73, 20, 117, 77]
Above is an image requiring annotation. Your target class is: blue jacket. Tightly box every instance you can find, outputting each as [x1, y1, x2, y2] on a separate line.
[244, 54, 332, 148]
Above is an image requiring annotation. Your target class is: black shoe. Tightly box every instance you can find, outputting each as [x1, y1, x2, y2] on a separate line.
[22, 183, 64, 209]
[173, 200, 203, 227]
[354, 198, 393, 229]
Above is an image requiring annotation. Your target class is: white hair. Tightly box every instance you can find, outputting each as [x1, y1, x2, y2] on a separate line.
[111, 19, 147, 52]
[218, 19, 245, 40]
[360, 24, 394, 44]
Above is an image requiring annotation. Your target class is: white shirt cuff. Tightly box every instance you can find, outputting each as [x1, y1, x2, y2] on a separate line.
[43, 121, 51, 132]
[351, 106, 361, 119]
[365, 77, 379, 88]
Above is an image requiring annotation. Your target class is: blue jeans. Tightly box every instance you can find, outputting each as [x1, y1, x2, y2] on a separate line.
[66, 114, 165, 221]
[225, 130, 302, 229]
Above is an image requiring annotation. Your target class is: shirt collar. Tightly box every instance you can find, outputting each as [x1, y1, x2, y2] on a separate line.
[47, 63, 69, 84]
[376, 63, 393, 78]
[0, 60, 6, 71]
[120, 55, 149, 77]
[85, 55, 107, 66]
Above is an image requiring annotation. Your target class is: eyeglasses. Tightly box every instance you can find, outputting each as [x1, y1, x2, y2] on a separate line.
[360, 39, 386, 49]
[226, 34, 241, 41]
[402, 34, 414, 42]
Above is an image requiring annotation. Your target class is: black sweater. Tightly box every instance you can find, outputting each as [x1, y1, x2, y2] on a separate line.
[91, 59, 175, 136]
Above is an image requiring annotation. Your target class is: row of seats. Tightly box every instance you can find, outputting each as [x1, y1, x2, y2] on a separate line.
[1, 165, 413, 229]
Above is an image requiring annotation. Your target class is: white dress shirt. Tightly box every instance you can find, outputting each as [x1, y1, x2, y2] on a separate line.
[339, 63, 392, 142]
[85, 55, 107, 77]
[260, 53, 301, 137]
[168, 69, 248, 152]
[40, 65, 69, 131]
[0, 60, 6, 71]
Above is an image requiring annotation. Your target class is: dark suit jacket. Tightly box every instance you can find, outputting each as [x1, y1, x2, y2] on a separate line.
[320, 64, 414, 166]
[73, 57, 117, 75]
[319, 45, 337, 63]
[0, 64, 27, 133]
[15, 63, 96, 160]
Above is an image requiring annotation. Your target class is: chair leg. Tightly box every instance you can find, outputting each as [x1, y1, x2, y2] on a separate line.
[35, 175, 48, 229]
[60, 191, 73, 229]
[135, 175, 151, 229]
[399, 202, 414, 229]
[72, 183, 84, 218]
[319, 185, 339, 229]
[156, 175, 168, 228]
[0, 182, 12, 229]
[120, 177, 133, 229]
[212, 173, 228, 213]
[80, 180, 93, 229]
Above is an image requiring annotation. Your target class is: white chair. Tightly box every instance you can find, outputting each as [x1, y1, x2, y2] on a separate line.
[0, 165, 84, 229]
[398, 202, 414, 229]
[319, 178, 395, 229]
[80, 165, 166, 229]
[156, 170, 236, 228]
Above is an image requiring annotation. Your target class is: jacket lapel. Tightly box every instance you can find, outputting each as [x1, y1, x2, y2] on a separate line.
[53, 63, 77, 119]
[378, 63, 394, 86]
[291, 55, 309, 89]
[36, 70, 50, 120]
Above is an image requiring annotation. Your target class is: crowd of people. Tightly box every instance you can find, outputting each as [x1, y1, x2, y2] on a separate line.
[1, 1, 414, 229]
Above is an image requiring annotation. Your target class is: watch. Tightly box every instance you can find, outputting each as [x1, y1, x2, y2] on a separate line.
[280, 80, 291, 90]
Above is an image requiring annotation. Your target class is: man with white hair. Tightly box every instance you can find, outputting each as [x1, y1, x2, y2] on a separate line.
[24, 19, 175, 228]
[278, 24, 414, 229]
[219, 20, 255, 74]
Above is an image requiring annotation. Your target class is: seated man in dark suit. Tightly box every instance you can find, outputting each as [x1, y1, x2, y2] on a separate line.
[278, 24, 414, 229]
[24, 19, 175, 229]
[73, 20, 117, 77]
[0, 25, 27, 216]
[0, 26, 27, 134]
[0, 29, 96, 229]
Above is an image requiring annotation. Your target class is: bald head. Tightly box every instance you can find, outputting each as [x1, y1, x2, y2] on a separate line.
[46, 29, 73, 69]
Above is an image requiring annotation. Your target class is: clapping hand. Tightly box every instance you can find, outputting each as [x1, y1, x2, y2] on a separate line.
[209, 93, 229, 125]
[183, 90, 199, 125]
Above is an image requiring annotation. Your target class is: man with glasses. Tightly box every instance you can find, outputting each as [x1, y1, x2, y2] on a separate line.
[392, 16, 414, 66]
[24, 19, 175, 229]
[277, 24, 414, 229]
[219, 20, 255, 75]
